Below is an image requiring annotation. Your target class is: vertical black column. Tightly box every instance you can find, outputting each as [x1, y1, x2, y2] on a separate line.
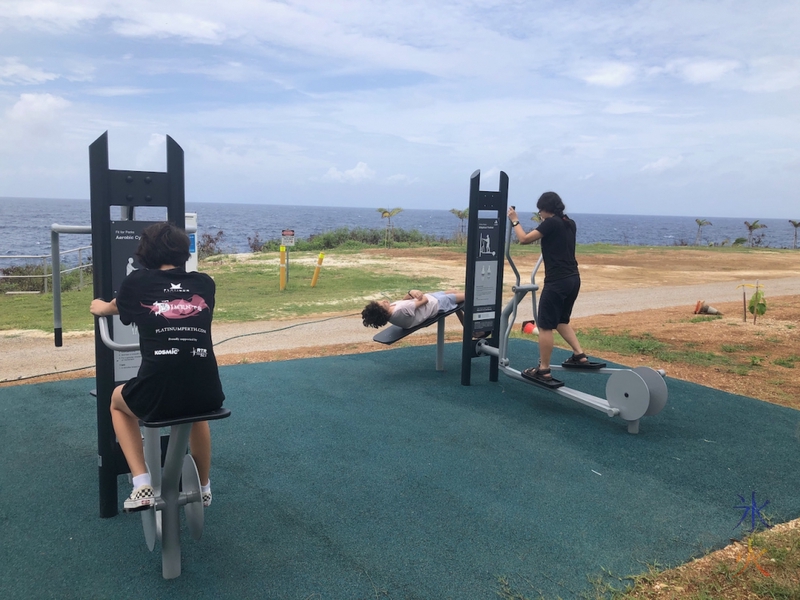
[90, 132, 120, 518]
[166, 136, 185, 229]
[461, 170, 508, 386]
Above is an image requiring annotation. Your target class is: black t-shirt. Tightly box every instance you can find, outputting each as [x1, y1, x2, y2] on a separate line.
[536, 216, 579, 282]
[116, 267, 225, 420]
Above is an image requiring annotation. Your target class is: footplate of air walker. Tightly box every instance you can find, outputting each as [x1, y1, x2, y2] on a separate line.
[182, 454, 204, 541]
[605, 370, 650, 422]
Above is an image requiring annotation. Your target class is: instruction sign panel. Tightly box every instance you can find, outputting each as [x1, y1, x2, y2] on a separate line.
[472, 210, 501, 332]
[109, 221, 159, 381]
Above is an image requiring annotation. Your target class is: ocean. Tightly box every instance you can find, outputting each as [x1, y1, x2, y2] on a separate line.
[1, 197, 797, 267]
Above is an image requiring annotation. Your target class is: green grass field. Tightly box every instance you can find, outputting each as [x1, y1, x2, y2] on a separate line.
[0, 251, 445, 333]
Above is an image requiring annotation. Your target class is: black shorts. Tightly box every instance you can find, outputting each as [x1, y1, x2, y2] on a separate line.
[537, 274, 580, 330]
[122, 368, 225, 422]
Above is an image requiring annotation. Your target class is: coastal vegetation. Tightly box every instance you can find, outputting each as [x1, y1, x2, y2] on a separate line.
[694, 218, 711, 245]
[789, 219, 800, 249]
[745, 219, 768, 247]
[449, 207, 469, 244]
[377, 206, 403, 247]
[199, 226, 457, 259]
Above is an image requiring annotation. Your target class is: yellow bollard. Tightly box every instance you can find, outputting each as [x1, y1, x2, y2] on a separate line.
[279, 246, 287, 291]
[311, 252, 325, 287]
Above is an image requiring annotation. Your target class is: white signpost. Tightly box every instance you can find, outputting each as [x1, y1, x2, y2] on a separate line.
[281, 229, 295, 247]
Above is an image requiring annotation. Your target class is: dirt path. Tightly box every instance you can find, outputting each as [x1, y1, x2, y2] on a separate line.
[2, 267, 798, 385]
[2, 247, 799, 384]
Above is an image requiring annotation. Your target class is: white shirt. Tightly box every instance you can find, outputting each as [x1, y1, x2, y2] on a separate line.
[388, 295, 440, 329]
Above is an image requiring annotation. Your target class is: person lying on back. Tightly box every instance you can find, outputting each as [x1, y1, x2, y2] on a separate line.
[361, 290, 465, 329]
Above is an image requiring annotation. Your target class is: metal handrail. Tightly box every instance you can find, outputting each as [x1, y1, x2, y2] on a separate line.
[0, 246, 92, 278]
[97, 316, 139, 352]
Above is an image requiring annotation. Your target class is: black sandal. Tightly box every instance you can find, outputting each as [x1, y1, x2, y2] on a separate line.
[561, 353, 606, 370]
[520, 366, 564, 389]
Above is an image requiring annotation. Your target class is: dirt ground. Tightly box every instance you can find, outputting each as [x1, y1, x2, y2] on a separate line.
[215, 247, 800, 411]
[5, 247, 799, 410]
[572, 296, 800, 410]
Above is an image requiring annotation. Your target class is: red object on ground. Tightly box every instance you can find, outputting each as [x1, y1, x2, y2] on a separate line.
[523, 322, 536, 334]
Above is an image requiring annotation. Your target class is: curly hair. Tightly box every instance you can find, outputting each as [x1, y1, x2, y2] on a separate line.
[135, 222, 191, 269]
[536, 191, 565, 216]
[361, 301, 392, 328]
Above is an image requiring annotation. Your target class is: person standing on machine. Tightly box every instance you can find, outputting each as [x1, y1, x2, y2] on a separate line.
[507, 192, 604, 388]
[90, 222, 225, 512]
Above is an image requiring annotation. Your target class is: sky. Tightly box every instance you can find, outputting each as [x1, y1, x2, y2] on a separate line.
[1, 1, 799, 218]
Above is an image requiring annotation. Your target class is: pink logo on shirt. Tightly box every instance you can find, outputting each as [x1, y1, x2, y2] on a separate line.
[144, 295, 209, 319]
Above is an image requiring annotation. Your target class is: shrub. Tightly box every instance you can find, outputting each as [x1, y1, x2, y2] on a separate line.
[258, 227, 447, 252]
[0, 263, 92, 293]
[198, 230, 225, 259]
[247, 232, 265, 252]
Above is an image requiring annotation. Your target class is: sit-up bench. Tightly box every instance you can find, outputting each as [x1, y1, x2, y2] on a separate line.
[372, 302, 464, 371]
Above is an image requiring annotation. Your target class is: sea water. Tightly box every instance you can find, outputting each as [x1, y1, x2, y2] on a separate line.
[1, 197, 797, 266]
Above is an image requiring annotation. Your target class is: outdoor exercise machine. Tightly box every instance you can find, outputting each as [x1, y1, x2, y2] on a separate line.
[372, 302, 465, 371]
[89, 132, 230, 578]
[96, 318, 230, 579]
[460, 170, 668, 433]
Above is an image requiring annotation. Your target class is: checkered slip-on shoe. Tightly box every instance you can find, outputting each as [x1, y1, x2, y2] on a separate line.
[202, 491, 212, 508]
[123, 484, 155, 513]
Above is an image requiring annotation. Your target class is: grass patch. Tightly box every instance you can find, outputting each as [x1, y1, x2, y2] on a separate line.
[0, 286, 94, 332]
[574, 328, 728, 366]
[774, 356, 799, 368]
[0, 251, 447, 332]
[688, 315, 723, 323]
[620, 527, 800, 600]
[722, 343, 752, 353]
[576, 328, 668, 356]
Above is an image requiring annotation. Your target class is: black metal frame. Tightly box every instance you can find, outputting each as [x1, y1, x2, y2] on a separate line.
[460, 170, 508, 385]
[89, 131, 185, 518]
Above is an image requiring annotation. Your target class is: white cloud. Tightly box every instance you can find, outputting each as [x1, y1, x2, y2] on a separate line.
[742, 56, 800, 92]
[0, 57, 59, 85]
[385, 173, 418, 185]
[322, 162, 376, 183]
[667, 59, 740, 84]
[7, 92, 70, 121]
[85, 86, 153, 96]
[0, 1, 102, 29]
[581, 62, 637, 87]
[0, 93, 72, 155]
[111, 11, 227, 44]
[641, 155, 683, 173]
[135, 133, 166, 170]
